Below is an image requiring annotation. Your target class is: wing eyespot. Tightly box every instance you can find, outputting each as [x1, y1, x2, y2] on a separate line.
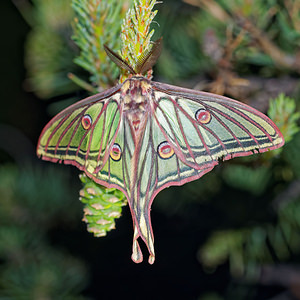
[157, 141, 174, 159]
[110, 143, 122, 161]
[195, 109, 211, 124]
[81, 114, 92, 130]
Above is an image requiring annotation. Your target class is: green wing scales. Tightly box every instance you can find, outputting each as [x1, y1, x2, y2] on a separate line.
[37, 85, 123, 182]
[152, 81, 284, 171]
[37, 77, 284, 264]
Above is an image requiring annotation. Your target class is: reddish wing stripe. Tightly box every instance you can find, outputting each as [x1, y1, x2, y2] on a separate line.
[96, 101, 108, 164]
[132, 118, 151, 214]
[121, 131, 128, 193]
[200, 98, 275, 143]
[168, 97, 212, 158]
[204, 103, 260, 146]
[122, 119, 132, 193]
[74, 104, 104, 157]
[155, 97, 212, 167]
[102, 103, 122, 165]
[199, 121, 228, 152]
[136, 145, 149, 214]
[153, 124, 160, 189]
[155, 103, 183, 151]
[205, 110, 244, 150]
[45, 114, 70, 152]
[175, 156, 182, 180]
[153, 81, 279, 143]
[124, 118, 133, 157]
[141, 120, 155, 204]
[147, 117, 159, 195]
[134, 119, 156, 252]
[57, 100, 105, 156]
[220, 104, 273, 142]
[95, 102, 122, 173]
[153, 105, 189, 162]
[108, 154, 111, 182]
[75, 105, 107, 159]
[42, 84, 122, 154]
[173, 100, 197, 164]
[53, 108, 86, 155]
[172, 96, 212, 155]
[123, 121, 132, 190]
[66, 109, 88, 156]
[76, 121, 90, 157]
[85, 101, 107, 161]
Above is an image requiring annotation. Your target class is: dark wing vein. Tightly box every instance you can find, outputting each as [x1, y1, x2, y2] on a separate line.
[155, 99, 207, 164]
[171, 96, 212, 157]
[85, 101, 107, 160]
[206, 110, 244, 150]
[96, 101, 108, 164]
[96, 101, 121, 172]
[123, 119, 132, 191]
[204, 103, 260, 146]
[55, 107, 87, 155]
[173, 98, 197, 164]
[144, 118, 156, 209]
[219, 103, 273, 142]
[65, 110, 88, 156]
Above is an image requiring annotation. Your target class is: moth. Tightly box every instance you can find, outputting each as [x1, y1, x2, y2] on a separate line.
[37, 38, 284, 264]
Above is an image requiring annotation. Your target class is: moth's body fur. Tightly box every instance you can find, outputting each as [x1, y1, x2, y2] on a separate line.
[122, 76, 152, 134]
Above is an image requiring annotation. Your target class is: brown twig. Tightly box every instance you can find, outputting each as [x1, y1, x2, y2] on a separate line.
[184, 0, 300, 73]
[235, 15, 300, 72]
[202, 27, 249, 98]
[284, 0, 300, 32]
[183, 0, 230, 23]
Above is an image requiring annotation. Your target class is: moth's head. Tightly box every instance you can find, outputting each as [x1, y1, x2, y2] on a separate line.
[104, 38, 163, 76]
[120, 75, 152, 98]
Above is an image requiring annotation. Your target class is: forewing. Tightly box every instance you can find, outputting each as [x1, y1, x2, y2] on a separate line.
[37, 85, 124, 180]
[151, 81, 284, 170]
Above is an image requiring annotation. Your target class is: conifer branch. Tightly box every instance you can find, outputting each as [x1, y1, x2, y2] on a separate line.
[120, 0, 159, 81]
[71, 0, 159, 237]
[71, 0, 127, 88]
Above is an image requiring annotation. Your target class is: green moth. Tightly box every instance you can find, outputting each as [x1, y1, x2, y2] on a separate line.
[37, 39, 284, 264]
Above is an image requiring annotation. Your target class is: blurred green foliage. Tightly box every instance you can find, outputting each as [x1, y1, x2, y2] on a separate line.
[157, 0, 300, 81]
[269, 93, 300, 144]
[0, 164, 88, 299]
[24, 0, 79, 99]
[71, 0, 127, 88]
[199, 188, 300, 278]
